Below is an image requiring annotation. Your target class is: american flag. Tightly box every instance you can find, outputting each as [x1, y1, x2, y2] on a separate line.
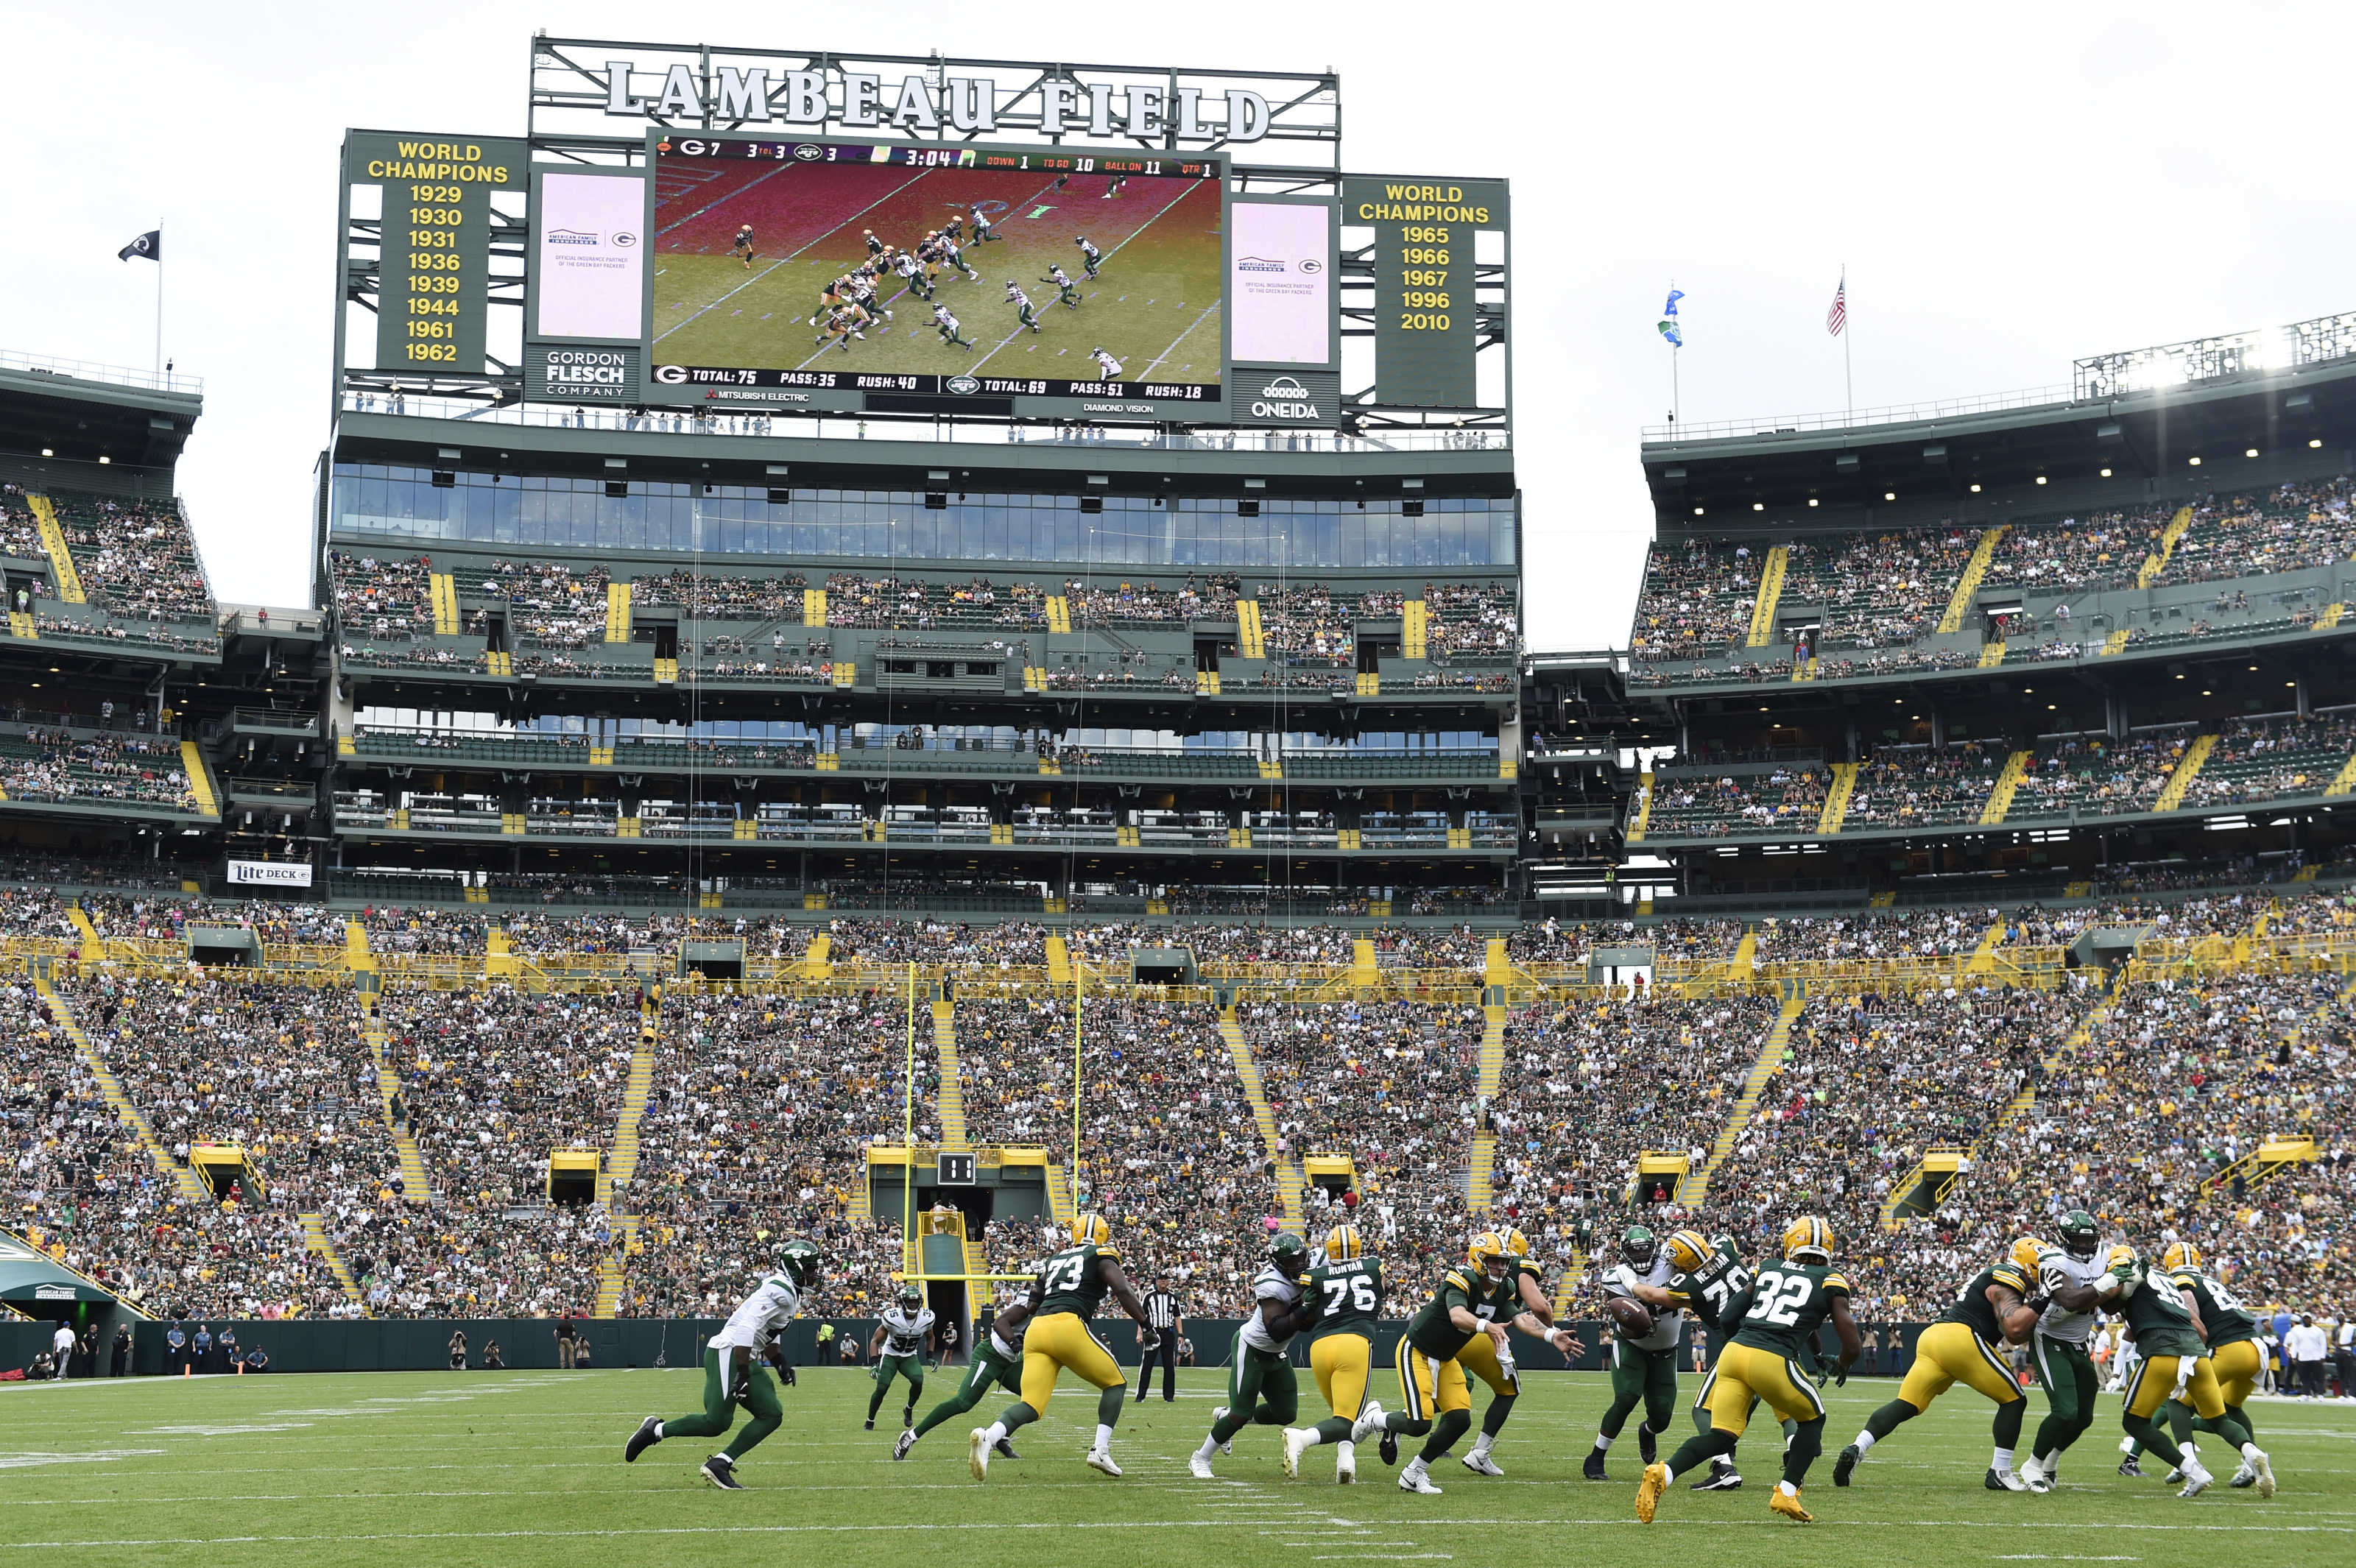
[1826, 277, 1847, 336]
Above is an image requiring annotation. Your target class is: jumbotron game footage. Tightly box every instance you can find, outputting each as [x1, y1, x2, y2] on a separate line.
[0, 28, 2351, 1568]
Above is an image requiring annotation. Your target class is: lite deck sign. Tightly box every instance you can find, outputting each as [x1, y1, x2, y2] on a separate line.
[1344, 177, 1506, 409]
[346, 133, 526, 376]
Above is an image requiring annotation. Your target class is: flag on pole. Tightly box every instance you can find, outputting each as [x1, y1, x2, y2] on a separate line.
[1826, 275, 1847, 336]
[1658, 288, 1685, 347]
[119, 230, 161, 262]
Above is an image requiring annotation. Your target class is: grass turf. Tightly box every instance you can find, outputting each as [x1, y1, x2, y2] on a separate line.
[0, 1366, 2345, 1567]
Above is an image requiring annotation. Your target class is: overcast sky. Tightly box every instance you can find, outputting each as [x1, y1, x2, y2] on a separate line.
[10, 3, 2352, 649]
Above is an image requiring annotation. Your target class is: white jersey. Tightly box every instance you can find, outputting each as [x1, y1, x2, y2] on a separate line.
[1049, 266, 1073, 287]
[1604, 1254, 1682, 1352]
[934, 307, 960, 330]
[1238, 1262, 1308, 1354]
[895, 255, 922, 278]
[878, 1303, 935, 1357]
[1007, 289, 1033, 311]
[708, 1271, 803, 1357]
[1093, 351, 1123, 378]
[2034, 1247, 2106, 1343]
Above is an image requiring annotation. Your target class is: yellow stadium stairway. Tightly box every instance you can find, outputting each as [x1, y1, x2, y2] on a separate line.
[1625, 771, 1655, 844]
[2137, 506, 2195, 588]
[1977, 638, 2006, 669]
[1551, 1242, 1591, 1320]
[1929, 997, 2119, 1225]
[1675, 993, 1804, 1207]
[299, 1212, 367, 1312]
[1043, 594, 1071, 635]
[594, 993, 662, 1318]
[1043, 1164, 1076, 1227]
[178, 739, 220, 818]
[36, 976, 211, 1204]
[934, 1000, 969, 1150]
[1938, 526, 2007, 634]
[605, 582, 633, 641]
[2315, 601, 2346, 632]
[1978, 749, 2032, 825]
[1045, 934, 1073, 984]
[2327, 749, 2356, 799]
[2153, 734, 2218, 811]
[2101, 626, 2132, 656]
[1218, 1009, 1306, 1226]
[1465, 1004, 1508, 1212]
[1745, 545, 1789, 647]
[1963, 919, 2009, 975]
[67, 902, 105, 960]
[1877, 1148, 1968, 1229]
[25, 495, 85, 603]
[1723, 929, 1760, 983]
[1236, 599, 1266, 659]
[359, 997, 432, 1204]
[1402, 599, 1428, 660]
[428, 573, 461, 635]
[1816, 762, 1859, 835]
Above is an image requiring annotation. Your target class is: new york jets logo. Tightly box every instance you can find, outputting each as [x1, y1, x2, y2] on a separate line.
[793, 144, 822, 161]
[945, 375, 981, 395]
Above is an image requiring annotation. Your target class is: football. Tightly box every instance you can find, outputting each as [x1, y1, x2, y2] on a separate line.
[1605, 1296, 1654, 1338]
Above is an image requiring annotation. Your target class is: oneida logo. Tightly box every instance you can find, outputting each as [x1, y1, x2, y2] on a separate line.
[1252, 375, 1318, 421]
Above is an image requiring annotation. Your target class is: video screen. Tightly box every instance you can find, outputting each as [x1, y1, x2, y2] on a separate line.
[648, 138, 1224, 405]
[536, 172, 648, 340]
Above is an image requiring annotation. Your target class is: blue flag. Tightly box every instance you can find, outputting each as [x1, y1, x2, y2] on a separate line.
[1663, 289, 1684, 316]
[1658, 318, 1683, 348]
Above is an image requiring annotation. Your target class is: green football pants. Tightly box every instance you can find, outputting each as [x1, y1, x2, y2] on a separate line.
[1212, 1336, 1299, 1442]
[663, 1346, 783, 1460]
[1600, 1340, 1679, 1440]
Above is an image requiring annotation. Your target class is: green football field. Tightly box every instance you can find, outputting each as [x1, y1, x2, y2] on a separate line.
[1, 1367, 2345, 1567]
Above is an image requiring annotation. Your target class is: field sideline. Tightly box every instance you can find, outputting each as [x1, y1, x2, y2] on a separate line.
[0, 1367, 2344, 1568]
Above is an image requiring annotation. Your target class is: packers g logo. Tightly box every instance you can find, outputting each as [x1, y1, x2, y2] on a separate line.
[653, 364, 688, 384]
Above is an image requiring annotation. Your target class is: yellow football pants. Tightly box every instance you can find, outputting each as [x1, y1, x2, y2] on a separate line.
[1311, 1332, 1373, 1420]
[1453, 1327, 1523, 1398]
[1896, 1321, 2024, 1412]
[1017, 1311, 1123, 1415]
[2202, 1340, 2263, 1409]
[1703, 1342, 1825, 1436]
[1393, 1335, 1472, 1420]
[2126, 1353, 2226, 1422]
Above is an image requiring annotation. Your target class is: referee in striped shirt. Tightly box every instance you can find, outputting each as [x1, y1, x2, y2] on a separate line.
[1135, 1274, 1181, 1402]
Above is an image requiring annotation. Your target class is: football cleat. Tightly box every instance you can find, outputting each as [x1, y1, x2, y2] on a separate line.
[1635, 1461, 1668, 1523]
[2178, 1459, 2213, 1500]
[2118, 1457, 2145, 1477]
[1188, 1452, 1216, 1480]
[892, 1430, 916, 1461]
[1399, 1467, 1443, 1495]
[901, 1406, 914, 1430]
[1987, 1466, 2029, 1491]
[700, 1454, 744, 1490]
[1379, 1427, 1399, 1466]
[2164, 1466, 2185, 1485]
[1350, 1400, 1386, 1444]
[1833, 1444, 1861, 1486]
[2020, 1455, 2050, 1494]
[1583, 1451, 1609, 1482]
[1638, 1422, 1658, 1465]
[1336, 1447, 1356, 1485]
[2251, 1449, 2276, 1499]
[864, 1419, 875, 1431]
[993, 1437, 1020, 1461]
[1207, 1408, 1232, 1454]
[624, 1416, 661, 1463]
[967, 1428, 992, 1482]
[1768, 1486, 1813, 1523]
[2229, 1466, 2257, 1489]
[1461, 1450, 1504, 1477]
[1281, 1427, 1311, 1480]
[1692, 1459, 1743, 1491]
[1085, 1450, 1122, 1477]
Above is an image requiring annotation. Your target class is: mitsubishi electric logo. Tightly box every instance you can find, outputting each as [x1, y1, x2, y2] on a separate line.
[1252, 375, 1319, 421]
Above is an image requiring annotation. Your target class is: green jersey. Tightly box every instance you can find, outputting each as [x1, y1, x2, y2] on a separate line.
[1665, 1247, 1754, 1334]
[2170, 1268, 2257, 1349]
[1305, 1257, 1384, 1337]
[1406, 1265, 1494, 1359]
[1034, 1240, 1116, 1319]
[2118, 1264, 2207, 1359]
[1728, 1259, 1849, 1358]
[1936, 1260, 2029, 1343]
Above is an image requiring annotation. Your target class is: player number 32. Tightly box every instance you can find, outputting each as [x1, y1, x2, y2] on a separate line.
[1743, 1270, 1815, 1327]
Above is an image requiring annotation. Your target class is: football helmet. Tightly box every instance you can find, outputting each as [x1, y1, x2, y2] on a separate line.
[897, 1282, 923, 1311]
[1500, 1226, 1531, 1259]
[1622, 1225, 1660, 1272]
[1270, 1231, 1311, 1276]
[1710, 1231, 1744, 1262]
[1324, 1224, 1364, 1263]
[1467, 1230, 1511, 1279]
[2059, 1211, 2101, 1261]
[1073, 1214, 1113, 1247]
[2160, 1240, 2201, 1272]
[1781, 1215, 1834, 1264]
[1665, 1229, 1715, 1274]
[2011, 1236, 2048, 1278]
[777, 1237, 822, 1288]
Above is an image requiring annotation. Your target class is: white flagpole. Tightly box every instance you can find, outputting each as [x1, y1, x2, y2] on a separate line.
[1841, 264, 1852, 424]
[154, 227, 163, 382]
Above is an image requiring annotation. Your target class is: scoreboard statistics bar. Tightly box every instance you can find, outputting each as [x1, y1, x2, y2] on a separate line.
[345, 132, 525, 376]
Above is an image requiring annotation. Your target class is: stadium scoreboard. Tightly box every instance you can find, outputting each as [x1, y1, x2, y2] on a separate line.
[342, 133, 525, 378]
[334, 44, 1509, 431]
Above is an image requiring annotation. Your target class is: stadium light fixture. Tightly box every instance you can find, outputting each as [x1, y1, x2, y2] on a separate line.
[2034, 476, 2048, 485]
[1807, 498, 1819, 507]
[1969, 483, 1982, 492]
[2312, 439, 2325, 449]
[2101, 467, 2114, 478]
[1752, 502, 1763, 511]
[1883, 491, 1896, 501]
[38, 448, 49, 457]
[97, 456, 109, 465]
[1693, 507, 1704, 516]
[2189, 456, 2202, 466]
[2246, 448, 2260, 458]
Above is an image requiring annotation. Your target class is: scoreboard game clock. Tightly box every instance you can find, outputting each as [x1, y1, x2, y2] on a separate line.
[1343, 176, 1506, 409]
[344, 132, 525, 376]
